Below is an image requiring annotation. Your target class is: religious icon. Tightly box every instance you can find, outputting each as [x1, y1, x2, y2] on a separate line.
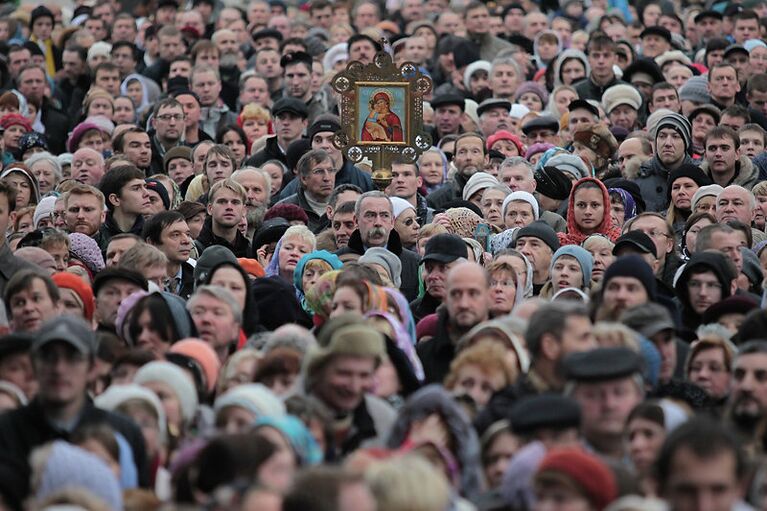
[357, 84, 407, 145]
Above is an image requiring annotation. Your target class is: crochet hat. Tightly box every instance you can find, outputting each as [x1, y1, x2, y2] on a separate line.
[602, 84, 642, 113]
[502, 191, 539, 219]
[443, 207, 482, 238]
[51, 272, 95, 321]
[678, 75, 710, 104]
[390, 196, 415, 219]
[655, 112, 692, 152]
[134, 361, 199, 423]
[691, 184, 724, 211]
[487, 130, 525, 156]
[602, 255, 657, 301]
[462, 172, 500, 201]
[359, 247, 402, 288]
[536, 448, 617, 510]
[546, 153, 591, 180]
[33, 195, 56, 228]
[0, 113, 31, 132]
[551, 245, 593, 286]
[145, 178, 170, 210]
[68, 232, 105, 275]
[535, 166, 572, 200]
[95, 383, 168, 445]
[513, 221, 560, 253]
[214, 383, 285, 419]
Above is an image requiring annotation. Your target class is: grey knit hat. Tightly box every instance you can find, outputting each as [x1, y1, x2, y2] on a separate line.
[655, 112, 692, 152]
[359, 247, 402, 288]
[546, 153, 591, 180]
[678, 75, 710, 104]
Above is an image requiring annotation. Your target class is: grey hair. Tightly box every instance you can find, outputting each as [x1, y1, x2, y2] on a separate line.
[490, 56, 521, 79]
[233, 166, 272, 198]
[25, 152, 63, 181]
[187, 285, 243, 325]
[355, 190, 393, 218]
[720, 185, 756, 210]
[500, 156, 534, 179]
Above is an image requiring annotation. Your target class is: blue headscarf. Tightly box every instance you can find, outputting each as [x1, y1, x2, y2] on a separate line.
[254, 415, 324, 465]
[608, 187, 637, 222]
[292, 250, 343, 312]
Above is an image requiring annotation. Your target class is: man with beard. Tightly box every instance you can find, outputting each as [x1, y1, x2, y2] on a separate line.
[417, 261, 490, 383]
[477, 98, 511, 138]
[149, 98, 186, 174]
[595, 255, 656, 321]
[211, 29, 240, 111]
[278, 149, 335, 234]
[64, 184, 107, 245]
[16, 64, 67, 154]
[233, 168, 270, 239]
[728, 341, 767, 453]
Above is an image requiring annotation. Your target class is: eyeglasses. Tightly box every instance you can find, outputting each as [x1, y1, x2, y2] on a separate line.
[156, 114, 185, 122]
[310, 166, 337, 177]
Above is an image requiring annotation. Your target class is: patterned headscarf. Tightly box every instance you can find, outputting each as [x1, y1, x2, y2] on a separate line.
[443, 207, 482, 238]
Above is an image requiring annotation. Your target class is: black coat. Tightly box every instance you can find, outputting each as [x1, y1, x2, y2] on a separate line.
[40, 98, 69, 155]
[426, 173, 470, 210]
[195, 216, 250, 258]
[277, 187, 330, 234]
[415, 308, 455, 384]
[244, 135, 286, 168]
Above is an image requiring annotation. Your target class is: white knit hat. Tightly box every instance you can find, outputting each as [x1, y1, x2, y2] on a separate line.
[462, 172, 499, 201]
[213, 383, 285, 420]
[33, 195, 57, 228]
[390, 196, 415, 219]
[502, 191, 539, 219]
[134, 361, 199, 423]
[95, 383, 168, 445]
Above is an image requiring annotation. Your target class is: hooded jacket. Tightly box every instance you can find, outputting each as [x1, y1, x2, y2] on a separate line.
[533, 31, 563, 70]
[698, 154, 760, 190]
[635, 154, 700, 212]
[557, 177, 622, 246]
[0, 166, 39, 206]
[552, 49, 591, 88]
[674, 252, 736, 334]
[204, 260, 263, 336]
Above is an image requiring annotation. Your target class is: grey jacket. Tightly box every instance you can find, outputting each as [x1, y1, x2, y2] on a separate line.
[0, 242, 35, 296]
[634, 155, 699, 212]
[699, 155, 760, 190]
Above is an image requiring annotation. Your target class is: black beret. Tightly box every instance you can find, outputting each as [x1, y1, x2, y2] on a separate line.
[508, 394, 581, 435]
[563, 347, 643, 383]
[535, 166, 572, 201]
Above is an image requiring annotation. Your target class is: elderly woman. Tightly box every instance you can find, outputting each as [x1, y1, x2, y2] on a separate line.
[582, 233, 615, 284]
[264, 225, 316, 284]
[1, 164, 39, 208]
[503, 191, 539, 229]
[685, 334, 736, 403]
[417, 147, 449, 195]
[25, 152, 61, 196]
[390, 197, 420, 251]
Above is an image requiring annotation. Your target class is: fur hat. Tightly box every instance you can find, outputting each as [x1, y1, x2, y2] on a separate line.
[572, 123, 619, 161]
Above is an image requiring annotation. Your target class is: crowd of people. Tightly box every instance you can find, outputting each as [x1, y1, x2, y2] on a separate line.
[0, 0, 767, 509]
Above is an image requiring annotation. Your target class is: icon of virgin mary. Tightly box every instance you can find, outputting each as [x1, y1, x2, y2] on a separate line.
[362, 90, 403, 142]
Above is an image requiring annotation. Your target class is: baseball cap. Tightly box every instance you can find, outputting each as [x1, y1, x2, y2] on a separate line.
[421, 233, 468, 264]
[612, 231, 657, 258]
[32, 316, 97, 356]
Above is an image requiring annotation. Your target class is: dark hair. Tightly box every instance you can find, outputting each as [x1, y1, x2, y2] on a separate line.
[296, 149, 332, 178]
[92, 61, 120, 80]
[192, 433, 279, 495]
[110, 41, 137, 61]
[328, 184, 363, 209]
[253, 346, 302, 385]
[280, 37, 308, 53]
[334, 200, 356, 216]
[525, 302, 589, 357]
[113, 127, 148, 154]
[99, 164, 146, 211]
[4, 269, 60, 318]
[152, 97, 183, 118]
[176, 200, 207, 220]
[654, 417, 745, 493]
[72, 423, 120, 466]
[587, 32, 616, 53]
[127, 294, 180, 346]
[215, 124, 248, 147]
[0, 180, 17, 212]
[734, 9, 760, 24]
[283, 467, 366, 511]
[725, 220, 753, 248]
[748, 73, 767, 94]
[704, 125, 739, 149]
[708, 62, 738, 82]
[63, 44, 88, 63]
[721, 104, 750, 124]
[142, 210, 186, 244]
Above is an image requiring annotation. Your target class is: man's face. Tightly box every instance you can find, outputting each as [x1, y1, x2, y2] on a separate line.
[95, 69, 121, 96]
[663, 447, 742, 511]
[9, 278, 59, 332]
[72, 149, 105, 186]
[311, 132, 343, 170]
[618, 138, 647, 175]
[62, 50, 86, 81]
[240, 76, 270, 107]
[311, 6, 333, 29]
[748, 88, 767, 116]
[687, 270, 724, 315]
[255, 50, 281, 79]
[191, 70, 222, 107]
[629, 215, 673, 263]
[158, 34, 184, 61]
[18, 68, 45, 105]
[157, 220, 192, 264]
[588, 46, 616, 80]
[33, 342, 90, 408]
[112, 45, 137, 76]
[356, 197, 393, 247]
[716, 188, 754, 224]
[122, 132, 152, 168]
[314, 355, 376, 412]
[454, 136, 487, 177]
[609, 105, 638, 131]
[697, 16, 722, 39]
[284, 63, 312, 100]
[154, 105, 185, 144]
[446, 265, 490, 331]
[515, 237, 552, 278]
[8, 49, 30, 79]
[112, 18, 137, 42]
[112, 178, 151, 216]
[354, 3, 379, 29]
[740, 130, 765, 158]
[247, 2, 270, 25]
[479, 107, 510, 136]
[709, 66, 740, 101]
[332, 212, 356, 248]
[704, 230, 743, 273]
[721, 114, 746, 132]
[489, 64, 519, 98]
[85, 18, 107, 41]
[434, 104, 463, 136]
[602, 276, 649, 315]
[705, 136, 739, 177]
[523, 12, 548, 39]
[105, 237, 138, 267]
[32, 16, 53, 40]
[188, 294, 240, 350]
[234, 171, 268, 210]
[349, 40, 376, 65]
[176, 94, 200, 125]
[734, 18, 760, 43]
[568, 108, 597, 134]
[193, 143, 212, 175]
[208, 187, 245, 229]
[573, 377, 643, 439]
[300, 157, 336, 200]
[465, 6, 490, 34]
[641, 34, 670, 58]
[731, 352, 767, 422]
[527, 127, 560, 146]
[559, 315, 597, 356]
[656, 127, 686, 166]
[195, 48, 219, 68]
[386, 163, 421, 200]
[273, 112, 307, 144]
[65, 193, 105, 236]
[169, 60, 192, 80]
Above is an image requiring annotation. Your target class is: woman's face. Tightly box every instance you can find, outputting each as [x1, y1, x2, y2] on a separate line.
[688, 347, 730, 399]
[490, 139, 520, 158]
[80, 130, 106, 153]
[222, 130, 247, 164]
[489, 269, 516, 316]
[518, 92, 543, 112]
[4, 173, 31, 207]
[394, 208, 420, 245]
[113, 97, 136, 124]
[496, 254, 528, 294]
[330, 285, 363, 316]
[30, 161, 56, 195]
[210, 266, 247, 310]
[418, 152, 444, 186]
[257, 448, 296, 494]
[187, 212, 206, 239]
[88, 98, 113, 120]
[561, 59, 586, 85]
[4, 125, 25, 149]
[751, 45, 767, 74]
[671, 177, 699, 211]
[126, 81, 143, 107]
[481, 188, 506, 228]
[134, 308, 172, 358]
[451, 363, 506, 408]
[142, 380, 183, 431]
[610, 197, 625, 227]
[278, 236, 312, 277]
[504, 200, 535, 229]
[374, 98, 389, 113]
[551, 255, 584, 291]
[263, 163, 284, 196]
[216, 405, 256, 435]
[415, 27, 437, 51]
[242, 118, 269, 143]
[573, 186, 605, 234]
[124, 406, 161, 457]
[301, 264, 326, 293]
[585, 241, 614, 282]
[554, 88, 578, 113]
[627, 416, 666, 474]
[484, 431, 519, 489]
[685, 217, 713, 253]
[692, 114, 716, 142]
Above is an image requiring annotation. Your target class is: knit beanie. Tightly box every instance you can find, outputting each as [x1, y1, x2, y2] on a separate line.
[194, 245, 238, 288]
[535, 166, 572, 200]
[513, 221, 560, 253]
[163, 146, 193, 172]
[33, 195, 56, 228]
[536, 448, 617, 510]
[68, 232, 105, 274]
[169, 339, 222, 394]
[502, 191, 539, 219]
[36, 441, 122, 510]
[145, 178, 170, 210]
[514, 81, 549, 105]
[213, 383, 285, 419]
[524, 142, 555, 161]
[95, 384, 168, 446]
[51, 272, 95, 321]
[655, 112, 692, 152]
[463, 60, 492, 90]
[678, 75, 710, 104]
[0, 113, 32, 132]
[551, 245, 593, 286]
[691, 184, 724, 211]
[264, 203, 310, 225]
[667, 164, 712, 203]
[602, 255, 657, 301]
[134, 361, 199, 423]
[546, 153, 591, 180]
[487, 130, 525, 155]
[359, 247, 403, 288]
[462, 172, 500, 201]
[390, 196, 416, 219]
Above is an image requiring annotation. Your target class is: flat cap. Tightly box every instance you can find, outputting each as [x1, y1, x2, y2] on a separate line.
[564, 347, 643, 383]
[508, 394, 581, 435]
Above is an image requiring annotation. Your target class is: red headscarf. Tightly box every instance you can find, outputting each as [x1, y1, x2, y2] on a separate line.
[558, 177, 622, 246]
